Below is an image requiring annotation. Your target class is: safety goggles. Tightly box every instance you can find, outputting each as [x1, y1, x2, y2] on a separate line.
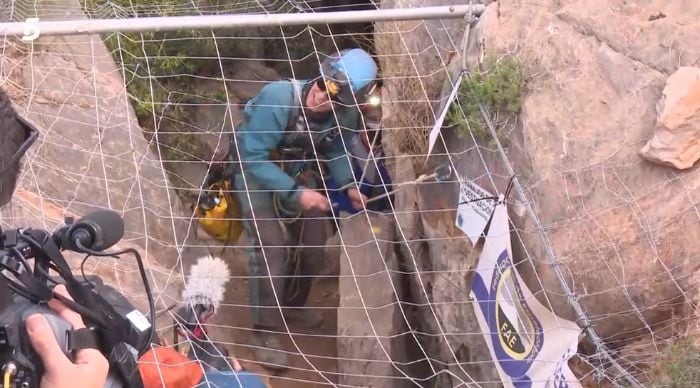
[1, 115, 38, 176]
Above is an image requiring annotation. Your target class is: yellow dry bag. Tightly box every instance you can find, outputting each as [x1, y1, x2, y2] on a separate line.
[192, 179, 242, 244]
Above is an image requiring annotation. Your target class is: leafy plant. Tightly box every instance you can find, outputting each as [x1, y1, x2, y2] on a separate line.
[84, 0, 371, 124]
[447, 54, 526, 147]
[648, 340, 700, 387]
[83, 0, 265, 123]
[163, 133, 207, 161]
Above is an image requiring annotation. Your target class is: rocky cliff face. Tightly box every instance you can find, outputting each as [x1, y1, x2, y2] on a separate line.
[476, 0, 699, 354]
[337, 1, 503, 386]
[367, 0, 700, 385]
[640, 67, 700, 170]
[0, 0, 208, 326]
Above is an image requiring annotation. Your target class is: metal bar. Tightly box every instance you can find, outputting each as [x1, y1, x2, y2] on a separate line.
[0, 5, 485, 37]
[334, 163, 450, 208]
[364, 171, 438, 205]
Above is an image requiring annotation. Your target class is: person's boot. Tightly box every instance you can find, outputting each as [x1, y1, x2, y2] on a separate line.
[284, 307, 324, 328]
[251, 333, 289, 372]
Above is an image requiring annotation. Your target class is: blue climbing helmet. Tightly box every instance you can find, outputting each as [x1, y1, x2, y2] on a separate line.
[318, 48, 378, 105]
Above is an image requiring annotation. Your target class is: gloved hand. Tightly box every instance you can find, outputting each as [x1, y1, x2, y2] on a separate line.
[299, 189, 330, 212]
[347, 188, 367, 210]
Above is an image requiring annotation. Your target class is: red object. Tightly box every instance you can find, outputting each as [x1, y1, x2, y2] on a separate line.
[138, 347, 203, 388]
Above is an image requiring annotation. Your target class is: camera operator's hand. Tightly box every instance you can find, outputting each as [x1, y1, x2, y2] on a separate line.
[26, 285, 109, 388]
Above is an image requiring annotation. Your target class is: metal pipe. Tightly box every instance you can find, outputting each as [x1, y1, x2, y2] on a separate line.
[0, 5, 485, 37]
[367, 163, 451, 202]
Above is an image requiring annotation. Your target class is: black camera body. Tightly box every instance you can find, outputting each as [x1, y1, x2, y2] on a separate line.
[0, 211, 154, 388]
[0, 278, 150, 388]
[0, 293, 71, 388]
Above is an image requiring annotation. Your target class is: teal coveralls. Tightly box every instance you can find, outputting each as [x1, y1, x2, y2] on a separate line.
[231, 79, 357, 330]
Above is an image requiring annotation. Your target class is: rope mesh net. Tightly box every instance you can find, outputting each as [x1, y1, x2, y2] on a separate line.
[0, 0, 698, 387]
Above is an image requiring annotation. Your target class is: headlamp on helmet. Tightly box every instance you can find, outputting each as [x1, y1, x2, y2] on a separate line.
[364, 82, 381, 107]
[367, 94, 381, 107]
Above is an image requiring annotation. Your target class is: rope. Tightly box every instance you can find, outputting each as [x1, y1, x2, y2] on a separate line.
[273, 159, 320, 222]
[285, 218, 306, 303]
[272, 158, 321, 303]
[273, 190, 303, 223]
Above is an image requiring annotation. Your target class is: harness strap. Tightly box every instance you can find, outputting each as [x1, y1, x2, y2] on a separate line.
[285, 78, 305, 133]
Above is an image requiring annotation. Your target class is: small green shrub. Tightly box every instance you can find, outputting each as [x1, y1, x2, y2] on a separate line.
[649, 340, 700, 387]
[163, 133, 207, 161]
[83, 0, 268, 125]
[83, 0, 371, 126]
[447, 54, 526, 147]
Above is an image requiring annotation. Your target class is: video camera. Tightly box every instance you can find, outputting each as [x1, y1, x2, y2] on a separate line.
[0, 210, 155, 388]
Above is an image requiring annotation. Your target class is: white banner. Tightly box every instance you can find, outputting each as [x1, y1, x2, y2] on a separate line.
[455, 176, 496, 246]
[427, 72, 464, 158]
[470, 202, 582, 388]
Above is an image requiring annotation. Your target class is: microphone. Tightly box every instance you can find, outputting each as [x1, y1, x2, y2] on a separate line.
[182, 255, 230, 311]
[57, 210, 125, 252]
[174, 255, 230, 340]
[0, 210, 124, 295]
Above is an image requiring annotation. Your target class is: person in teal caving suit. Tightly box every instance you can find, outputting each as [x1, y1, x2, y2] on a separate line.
[228, 48, 380, 370]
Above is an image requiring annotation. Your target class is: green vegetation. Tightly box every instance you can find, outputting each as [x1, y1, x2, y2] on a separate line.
[648, 340, 700, 387]
[82, 0, 372, 162]
[447, 54, 526, 147]
[99, 27, 260, 127]
[163, 133, 207, 161]
[86, 1, 195, 120]
[82, 0, 272, 161]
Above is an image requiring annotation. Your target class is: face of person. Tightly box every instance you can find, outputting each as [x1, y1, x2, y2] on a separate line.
[304, 81, 334, 114]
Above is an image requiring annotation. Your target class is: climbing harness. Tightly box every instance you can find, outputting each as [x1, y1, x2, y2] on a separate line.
[272, 78, 340, 219]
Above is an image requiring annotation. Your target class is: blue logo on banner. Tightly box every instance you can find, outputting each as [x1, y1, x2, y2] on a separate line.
[471, 249, 546, 387]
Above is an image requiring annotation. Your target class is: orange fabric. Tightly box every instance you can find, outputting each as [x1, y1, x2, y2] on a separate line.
[138, 347, 203, 388]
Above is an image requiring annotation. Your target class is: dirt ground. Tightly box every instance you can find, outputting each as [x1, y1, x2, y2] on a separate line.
[165, 158, 343, 387]
[200, 235, 340, 388]
[164, 157, 344, 387]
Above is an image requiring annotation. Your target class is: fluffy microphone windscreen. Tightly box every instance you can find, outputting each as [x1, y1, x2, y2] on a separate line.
[181, 255, 230, 310]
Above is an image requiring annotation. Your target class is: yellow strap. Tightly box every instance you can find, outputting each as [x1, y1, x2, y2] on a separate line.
[3, 371, 11, 388]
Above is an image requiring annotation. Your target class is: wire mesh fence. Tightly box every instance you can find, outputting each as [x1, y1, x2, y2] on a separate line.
[0, 0, 698, 387]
